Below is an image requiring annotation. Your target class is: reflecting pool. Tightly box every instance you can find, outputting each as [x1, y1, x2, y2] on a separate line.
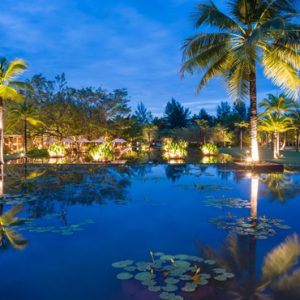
[0, 163, 300, 300]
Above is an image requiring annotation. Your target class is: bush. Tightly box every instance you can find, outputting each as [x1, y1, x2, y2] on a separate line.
[162, 138, 188, 159]
[200, 143, 218, 156]
[27, 148, 49, 157]
[48, 144, 67, 157]
[89, 142, 114, 161]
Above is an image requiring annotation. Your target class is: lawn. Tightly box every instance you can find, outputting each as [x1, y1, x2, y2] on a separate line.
[220, 147, 300, 164]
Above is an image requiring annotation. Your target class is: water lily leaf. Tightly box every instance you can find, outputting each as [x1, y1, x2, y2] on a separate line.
[134, 272, 154, 281]
[165, 277, 179, 284]
[112, 260, 133, 268]
[204, 259, 216, 265]
[182, 282, 197, 292]
[148, 286, 161, 292]
[214, 274, 227, 281]
[163, 284, 178, 292]
[116, 272, 133, 280]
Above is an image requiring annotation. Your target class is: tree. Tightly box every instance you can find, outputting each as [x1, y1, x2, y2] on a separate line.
[216, 101, 231, 120]
[0, 58, 29, 163]
[260, 93, 297, 151]
[134, 102, 153, 125]
[198, 108, 214, 126]
[9, 102, 43, 157]
[259, 113, 292, 159]
[195, 119, 209, 144]
[233, 101, 246, 119]
[165, 98, 190, 128]
[181, 0, 300, 162]
[234, 120, 249, 150]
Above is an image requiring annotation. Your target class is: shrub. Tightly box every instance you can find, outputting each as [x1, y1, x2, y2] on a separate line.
[89, 142, 114, 161]
[27, 148, 49, 157]
[200, 143, 218, 156]
[48, 144, 67, 157]
[162, 138, 188, 159]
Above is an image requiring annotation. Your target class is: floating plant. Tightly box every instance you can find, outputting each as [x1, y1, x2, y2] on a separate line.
[210, 215, 291, 239]
[204, 197, 251, 209]
[16, 218, 95, 236]
[113, 251, 234, 299]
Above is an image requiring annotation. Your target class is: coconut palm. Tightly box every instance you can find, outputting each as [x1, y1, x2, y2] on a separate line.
[260, 93, 297, 116]
[291, 109, 300, 151]
[259, 113, 293, 158]
[9, 102, 44, 157]
[181, 0, 300, 162]
[234, 121, 249, 149]
[0, 57, 29, 163]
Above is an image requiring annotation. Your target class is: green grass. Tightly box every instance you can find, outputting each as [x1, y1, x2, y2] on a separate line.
[220, 147, 300, 164]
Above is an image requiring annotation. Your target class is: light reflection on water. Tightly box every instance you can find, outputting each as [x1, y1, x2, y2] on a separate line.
[0, 163, 299, 299]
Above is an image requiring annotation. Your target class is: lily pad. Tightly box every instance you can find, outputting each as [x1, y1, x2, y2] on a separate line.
[112, 260, 134, 268]
[116, 272, 133, 280]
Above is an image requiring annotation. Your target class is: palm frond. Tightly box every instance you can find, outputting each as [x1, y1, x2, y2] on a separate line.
[2, 228, 28, 250]
[262, 47, 300, 99]
[192, 1, 243, 32]
[1, 59, 28, 83]
[0, 205, 23, 226]
[262, 234, 300, 281]
[0, 86, 24, 102]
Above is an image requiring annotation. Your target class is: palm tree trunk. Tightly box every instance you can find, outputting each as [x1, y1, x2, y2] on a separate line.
[276, 131, 280, 158]
[249, 69, 259, 162]
[296, 130, 299, 152]
[280, 132, 286, 151]
[273, 131, 277, 159]
[24, 117, 28, 157]
[0, 98, 4, 165]
[240, 129, 243, 150]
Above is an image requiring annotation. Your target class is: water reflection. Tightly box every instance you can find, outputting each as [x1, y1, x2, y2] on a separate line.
[0, 205, 28, 250]
[198, 233, 300, 300]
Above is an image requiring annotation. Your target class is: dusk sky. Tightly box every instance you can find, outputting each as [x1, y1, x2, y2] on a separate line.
[0, 0, 286, 115]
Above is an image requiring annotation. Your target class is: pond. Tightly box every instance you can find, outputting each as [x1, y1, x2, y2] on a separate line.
[0, 163, 300, 300]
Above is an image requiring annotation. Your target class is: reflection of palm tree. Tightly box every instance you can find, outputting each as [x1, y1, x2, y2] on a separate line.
[165, 164, 190, 182]
[0, 205, 28, 250]
[197, 234, 300, 300]
[261, 173, 300, 202]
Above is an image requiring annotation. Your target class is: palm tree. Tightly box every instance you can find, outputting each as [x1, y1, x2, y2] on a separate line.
[260, 93, 297, 150]
[234, 120, 249, 150]
[181, 0, 300, 162]
[9, 102, 43, 157]
[259, 93, 296, 116]
[195, 119, 209, 144]
[0, 58, 29, 163]
[259, 113, 292, 158]
[292, 110, 300, 151]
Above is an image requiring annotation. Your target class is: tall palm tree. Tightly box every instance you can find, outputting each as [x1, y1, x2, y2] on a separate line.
[9, 102, 43, 157]
[181, 0, 300, 162]
[0, 58, 29, 163]
[234, 120, 249, 149]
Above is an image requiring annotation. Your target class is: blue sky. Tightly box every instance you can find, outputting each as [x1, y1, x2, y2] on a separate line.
[0, 0, 286, 115]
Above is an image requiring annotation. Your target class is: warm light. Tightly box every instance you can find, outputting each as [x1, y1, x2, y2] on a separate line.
[246, 172, 252, 178]
[250, 176, 259, 218]
[251, 140, 259, 162]
[245, 156, 253, 163]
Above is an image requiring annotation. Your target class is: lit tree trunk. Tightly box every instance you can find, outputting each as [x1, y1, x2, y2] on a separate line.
[249, 69, 259, 162]
[276, 131, 280, 158]
[273, 131, 279, 159]
[24, 117, 28, 157]
[280, 132, 286, 151]
[240, 128, 243, 150]
[296, 129, 299, 152]
[0, 98, 4, 165]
